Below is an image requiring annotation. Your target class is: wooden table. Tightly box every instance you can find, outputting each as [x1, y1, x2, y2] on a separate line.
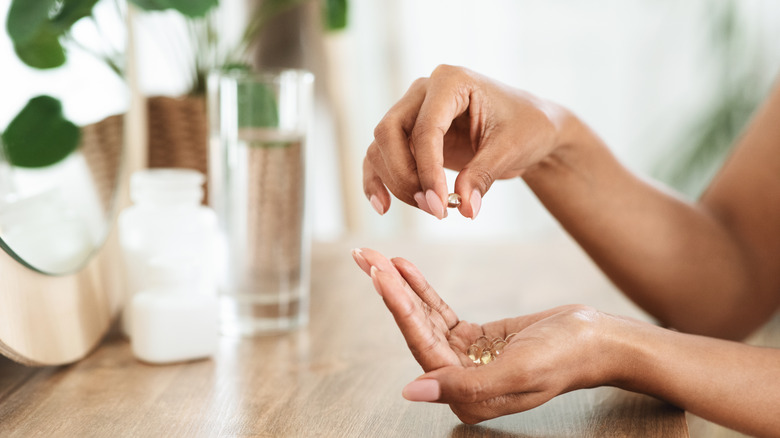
[0, 234, 689, 437]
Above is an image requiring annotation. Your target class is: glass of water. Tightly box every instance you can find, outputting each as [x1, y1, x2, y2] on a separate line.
[208, 68, 314, 336]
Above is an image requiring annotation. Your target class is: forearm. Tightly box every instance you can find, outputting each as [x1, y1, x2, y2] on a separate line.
[523, 113, 769, 339]
[606, 315, 780, 437]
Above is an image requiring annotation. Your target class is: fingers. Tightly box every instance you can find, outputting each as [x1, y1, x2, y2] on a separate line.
[415, 362, 521, 404]
[402, 361, 556, 424]
[449, 392, 555, 425]
[368, 67, 479, 219]
[391, 257, 459, 330]
[351, 248, 406, 288]
[352, 248, 462, 371]
[410, 65, 474, 219]
[401, 367, 552, 424]
[372, 267, 462, 371]
[367, 80, 428, 213]
[453, 149, 503, 220]
[362, 153, 391, 215]
[400, 356, 559, 424]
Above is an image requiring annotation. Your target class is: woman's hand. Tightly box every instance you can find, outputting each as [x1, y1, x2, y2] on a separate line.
[351, 247, 621, 424]
[364, 65, 572, 219]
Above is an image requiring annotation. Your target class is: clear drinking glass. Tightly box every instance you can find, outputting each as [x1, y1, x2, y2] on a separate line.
[208, 69, 314, 336]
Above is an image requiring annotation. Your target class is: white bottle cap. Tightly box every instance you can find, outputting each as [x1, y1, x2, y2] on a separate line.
[130, 169, 204, 205]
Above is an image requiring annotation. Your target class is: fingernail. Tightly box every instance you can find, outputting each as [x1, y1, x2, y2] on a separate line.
[369, 266, 383, 296]
[470, 189, 482, 220]
[414, 191, 431, 215]
[351, 248, 370, 272]
[369, 195, 385, 215]
[425, 190, 444, 220]
[402, 379, 440, 402]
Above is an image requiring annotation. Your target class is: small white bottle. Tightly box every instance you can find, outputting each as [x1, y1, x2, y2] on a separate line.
[118, 169, 220, 337]
[131, 256, 218, 364]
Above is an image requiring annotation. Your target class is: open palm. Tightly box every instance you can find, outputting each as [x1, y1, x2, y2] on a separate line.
[352, 247, 485, 371]
[352, 247, 608, 424]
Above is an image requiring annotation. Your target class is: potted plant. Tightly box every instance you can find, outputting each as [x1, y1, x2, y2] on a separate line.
[130, 0, 348, 201]
[1, 0, 127, 272]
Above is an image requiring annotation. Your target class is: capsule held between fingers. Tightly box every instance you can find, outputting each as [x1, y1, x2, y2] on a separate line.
[447, 193, 461, 208]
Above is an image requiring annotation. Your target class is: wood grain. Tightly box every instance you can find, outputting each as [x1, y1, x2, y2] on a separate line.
[0, 235, 689, 437]
[0, 204, 125, 366]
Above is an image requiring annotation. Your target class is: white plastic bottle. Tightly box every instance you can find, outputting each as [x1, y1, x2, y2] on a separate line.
[131, 256, 218, 364]
[118, 169, 220, 338]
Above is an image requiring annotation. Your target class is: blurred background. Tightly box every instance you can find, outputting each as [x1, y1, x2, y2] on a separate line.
[4, 0, 780, 248]
[188, 0, 780, 244]
[327, 0, 780, 243]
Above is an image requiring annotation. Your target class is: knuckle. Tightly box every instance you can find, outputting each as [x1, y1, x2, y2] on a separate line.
[408, 334, 438, 359]
[563, 304, 599, 320]
[459, 379, 484, 404]
[451, 404, 484, 425]
[410, 77, 428, 90]
[373, 120, 394, 144]
[569, 304, 596, 313]
[430, 64, 458, 79]
[410, 121, 447, 148]
[466, 167, 495, 193]
[366, 144, 383, 164]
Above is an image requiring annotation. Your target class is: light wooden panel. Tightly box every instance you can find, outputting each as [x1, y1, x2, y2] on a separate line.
[0, 228, 123, 365]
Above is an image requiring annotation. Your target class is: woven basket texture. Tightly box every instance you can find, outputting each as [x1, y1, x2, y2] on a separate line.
[80, 114, 124, 215]
[146, 95, 209, 203]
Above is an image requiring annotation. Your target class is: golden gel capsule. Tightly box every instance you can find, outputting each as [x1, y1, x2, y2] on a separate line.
[504, 333, 517, 343]
[474, 335, 490, 350]
[490, 340, 507, 357]
[480, 349, 494, 365]
[447, 193, 461, 208]
[467, 345, 482, 364]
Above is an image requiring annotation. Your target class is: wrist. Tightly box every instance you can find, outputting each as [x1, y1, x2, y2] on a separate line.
[521, 106, 606, 186]
[560, 309, 645, 391]
[597, 314, 665, 392]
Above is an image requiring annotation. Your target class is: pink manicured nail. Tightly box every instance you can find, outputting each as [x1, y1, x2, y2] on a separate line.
[470, 189, 482, 220]
[369, 195, 385, 215]
[425, 190, 444, 219]
[351, 248, 370, 273]
[370, 266, 383, 296]
[414, 191, 431, 215]
[402, 379, 440, 402]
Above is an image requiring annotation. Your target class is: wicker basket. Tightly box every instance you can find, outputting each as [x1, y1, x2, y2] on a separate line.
[79, 114, 124, 214]
[146, 95, 209, 203]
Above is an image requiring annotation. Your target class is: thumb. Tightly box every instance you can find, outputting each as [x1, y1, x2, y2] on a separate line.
[453, 147, 506, 219]
[402, 361, 520, 404]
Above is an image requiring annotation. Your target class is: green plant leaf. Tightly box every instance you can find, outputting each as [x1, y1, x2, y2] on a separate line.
[6, 0, 101, 70]
[12, 28, 67, 69]
[52, 0, 102, 30]
[238, 82, 279, 128]
[128, 0, 168, 11]
[6, 0, 58, 44]
[166, 0, 218, 17]
[323, 0, 347, 30]
[1, 96, 81, 168]
[130, 0, 218, 17]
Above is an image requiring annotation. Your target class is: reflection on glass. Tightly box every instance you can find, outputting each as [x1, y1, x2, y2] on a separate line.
[0, 0, 127, 274]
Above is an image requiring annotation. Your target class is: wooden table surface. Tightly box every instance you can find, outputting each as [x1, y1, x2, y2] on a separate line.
[0, 234, 690, 437]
